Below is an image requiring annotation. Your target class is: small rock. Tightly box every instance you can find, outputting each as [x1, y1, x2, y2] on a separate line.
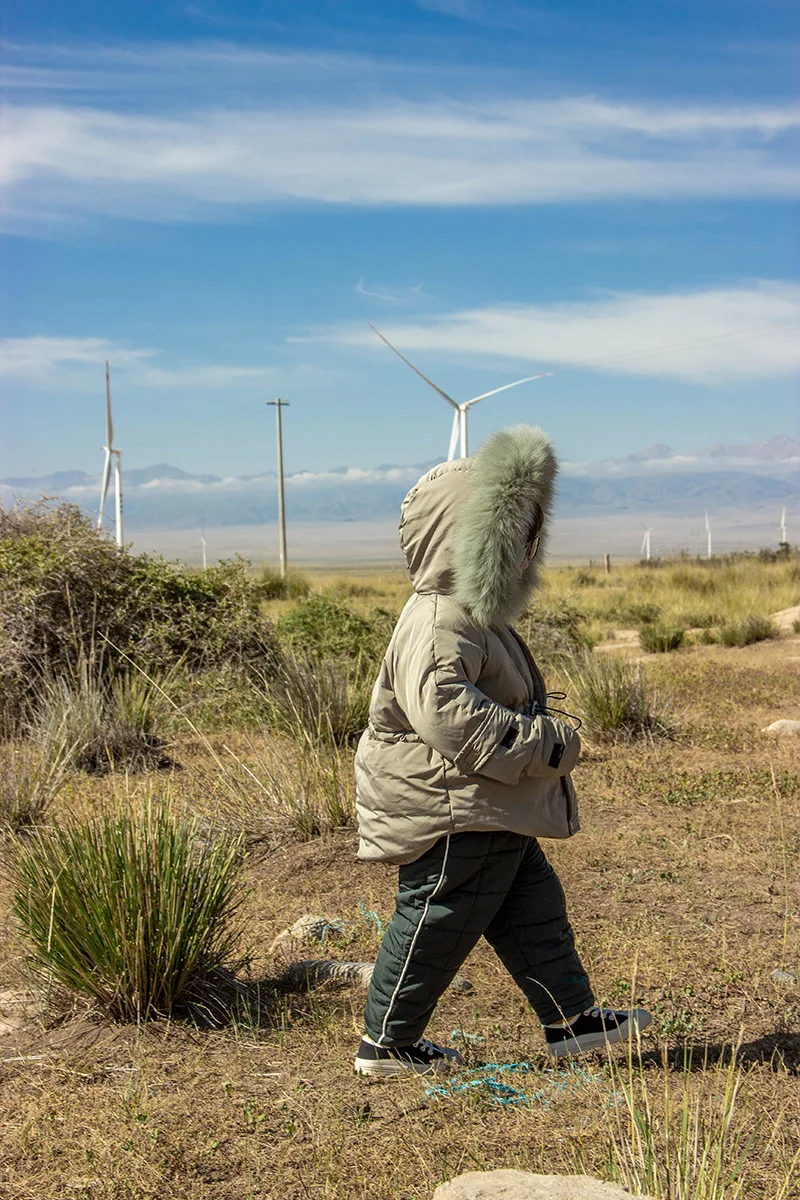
[433, 1171, 654, 1199]
[761, 720, 800, 736]
[771, 969, 798, 985]
[269, 914, 348, 953]
[772, 605, 800, 634]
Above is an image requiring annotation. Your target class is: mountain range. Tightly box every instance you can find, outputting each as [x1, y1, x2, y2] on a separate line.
[2, 436, 797, 531]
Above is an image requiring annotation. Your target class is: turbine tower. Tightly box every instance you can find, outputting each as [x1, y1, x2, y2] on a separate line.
[780, 506, 787, 547]
[640, 528, 652, 562]
[369, 324, 554, 460]
[704, 510, 712, 560]
[98, 361, 124, 547]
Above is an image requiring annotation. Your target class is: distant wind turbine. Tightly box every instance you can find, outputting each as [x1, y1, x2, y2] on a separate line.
[640, 528, 652, 562]
[97, 361, 124, 548]
[780, 506, 787, 547]
[368, 323, 554, 460]
[704, 510, 712, 560]
[201, 520, 208, 570]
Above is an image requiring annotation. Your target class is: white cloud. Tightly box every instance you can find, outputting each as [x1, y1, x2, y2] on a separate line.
[0, 336, 281, 390]
[320, 281, 800, 384]
[2, 73, 798, 224]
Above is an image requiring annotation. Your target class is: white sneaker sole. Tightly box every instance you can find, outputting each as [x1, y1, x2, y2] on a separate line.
[354, 1055, 458, 1077]
[547, 1009, 653, 1059]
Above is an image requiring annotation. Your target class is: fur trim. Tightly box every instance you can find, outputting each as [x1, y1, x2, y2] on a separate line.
[453, 425, 557, 628]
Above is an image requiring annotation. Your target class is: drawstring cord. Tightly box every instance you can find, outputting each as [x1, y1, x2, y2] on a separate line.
[520, 692, 583, 731]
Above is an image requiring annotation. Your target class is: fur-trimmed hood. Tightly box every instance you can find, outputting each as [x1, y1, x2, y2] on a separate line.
[399, 425, 557, 628]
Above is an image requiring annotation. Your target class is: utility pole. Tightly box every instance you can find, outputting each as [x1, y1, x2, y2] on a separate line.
[267, 398, 289, 578]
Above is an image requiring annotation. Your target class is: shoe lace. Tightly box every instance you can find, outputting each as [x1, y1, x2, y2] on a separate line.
[414, 1038, 439, 1056]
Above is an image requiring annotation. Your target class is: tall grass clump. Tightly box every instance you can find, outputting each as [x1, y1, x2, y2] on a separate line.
[260, 652, 371, 745]
[31, 657, 173, 774]
[218, 725, 356, 843]
[718, 615, 778, 647]
[259, 567, 311, 600]
[640, 624, 686, 654]
[592, 1046, 799, 1200]
[564, 652, 676, 742]
[12, 796, 247, 1022]
[0, 724, 75, 833]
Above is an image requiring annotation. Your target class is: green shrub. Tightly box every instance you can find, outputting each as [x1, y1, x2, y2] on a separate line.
[718, 615, 778, 647]
[674, 610, 719, 629]
[276, 595, 393, 674]
[12, 796, 247, 1022]
[639, 624, 685, 654]
[519, 599, 593, 664]
[0, 501, 278, 720]
[324, 579, 380, 600]
[259, 567, 311, 600]
[572, 569, 597, 588]
[608, 600, 662, 627]
[563, 652, 676, 742]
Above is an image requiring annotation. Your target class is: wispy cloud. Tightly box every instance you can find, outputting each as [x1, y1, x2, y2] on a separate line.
[2, 43, 798, 226]
[355, 278, 427, 305]
[0, 336, 283, 390]
[316, 281, 800, 384]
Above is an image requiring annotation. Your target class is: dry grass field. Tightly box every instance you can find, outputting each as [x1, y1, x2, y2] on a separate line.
[0, 555, 798, 1200]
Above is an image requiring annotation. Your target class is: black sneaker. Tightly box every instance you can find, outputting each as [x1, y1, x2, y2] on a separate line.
[545, 1006, 653, 1058]
[354, 1036, 464, 1077]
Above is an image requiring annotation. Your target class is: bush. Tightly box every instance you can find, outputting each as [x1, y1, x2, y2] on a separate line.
[639, 624, 685, 654]
[718, 615, 778, 647]
[608, 600, 662, 627]
[12, 797, 247, 1022]
[573, 569, 597, 588]
[259, 567, 311, 600]
[519, 600, 593, 664]
[564, 652, 676, 742]
[0, 501, 278, 720]
[276, 595, 394, 674]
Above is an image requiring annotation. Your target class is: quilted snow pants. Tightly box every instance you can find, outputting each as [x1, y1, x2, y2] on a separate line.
[364, 830, 593, 1046]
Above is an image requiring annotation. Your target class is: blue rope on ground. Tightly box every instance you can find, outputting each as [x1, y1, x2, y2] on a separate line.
[357, 900, 383, 939]
[425, 1061, 609, 1108]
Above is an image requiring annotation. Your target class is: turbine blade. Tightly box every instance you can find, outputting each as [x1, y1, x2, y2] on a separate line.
[368, 323, 459, 410]
[105, 361, 114, 447]
[463, 371, 556, 409]
[447, 410, 460, 461]
[98, 449, 112, 525]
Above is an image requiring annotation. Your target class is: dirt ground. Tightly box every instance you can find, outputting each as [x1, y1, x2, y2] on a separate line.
[0, 637, 798, 1200]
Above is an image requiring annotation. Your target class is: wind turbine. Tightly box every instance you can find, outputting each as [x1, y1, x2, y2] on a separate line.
[704, 510, 712, 560]
[780, 506, 787, 547]
[640, 528, 652, 562]
[201, 520, 208, 570]
[368, 324, 554, 460]
[97, 360, 124, 547]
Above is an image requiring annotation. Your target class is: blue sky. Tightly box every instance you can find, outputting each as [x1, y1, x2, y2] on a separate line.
[2, 0, 798, 480]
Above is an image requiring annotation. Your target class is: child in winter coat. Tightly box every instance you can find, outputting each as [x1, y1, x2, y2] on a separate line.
[353, 426, 651, 1075]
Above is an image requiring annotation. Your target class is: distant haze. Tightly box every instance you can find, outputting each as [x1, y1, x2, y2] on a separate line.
[3, 435, 796, 564]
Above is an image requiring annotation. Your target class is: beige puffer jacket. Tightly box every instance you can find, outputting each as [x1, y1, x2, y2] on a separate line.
[355, 426, 582, 866]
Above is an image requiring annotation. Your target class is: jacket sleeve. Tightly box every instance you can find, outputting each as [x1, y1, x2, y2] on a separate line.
[392, 597, 580, 785]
